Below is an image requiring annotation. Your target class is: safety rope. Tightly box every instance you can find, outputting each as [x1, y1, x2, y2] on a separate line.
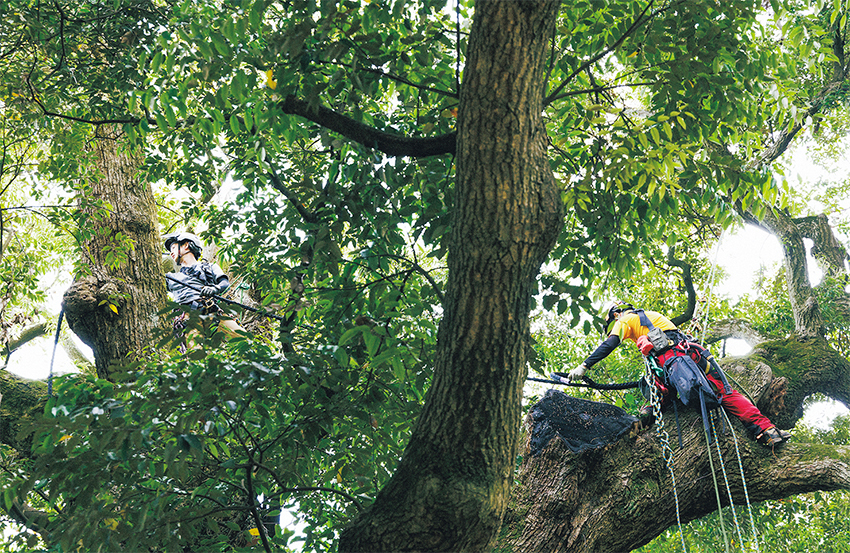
[709, 412, 746, 550]
[704, 411, 731, 553]
[720, 408, 762, 553]
[698, 229, 725, 346]
[527, 374, 640, 390]
[47, 310, 64, 397]
[645, 357, 688, 552]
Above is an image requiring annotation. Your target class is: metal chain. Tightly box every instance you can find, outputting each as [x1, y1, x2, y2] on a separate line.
[645, 358, 688, 552]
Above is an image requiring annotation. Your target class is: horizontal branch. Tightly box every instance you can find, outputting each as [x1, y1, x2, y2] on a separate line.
[704, 317, 770, 347]
[501, 391, 850, 552]
[278, 96, 456, 158]
[5, 322, 51, 357]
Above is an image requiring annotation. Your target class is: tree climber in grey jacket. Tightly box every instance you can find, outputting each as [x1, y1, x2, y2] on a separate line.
[164, 232, 243, 343]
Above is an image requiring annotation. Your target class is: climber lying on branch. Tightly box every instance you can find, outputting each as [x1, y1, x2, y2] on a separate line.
[564, 301, 790, 447]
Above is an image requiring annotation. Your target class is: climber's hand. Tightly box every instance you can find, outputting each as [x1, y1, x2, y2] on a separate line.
[568, 363, 587, 383]
[200, 285, 219, 297]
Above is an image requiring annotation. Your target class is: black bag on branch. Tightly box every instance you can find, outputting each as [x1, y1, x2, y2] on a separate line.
[664, 353, 721, 445]
[528, 389, 638, 456]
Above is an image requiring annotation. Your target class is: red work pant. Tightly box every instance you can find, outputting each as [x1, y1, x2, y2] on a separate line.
[704, 373, 773, 435]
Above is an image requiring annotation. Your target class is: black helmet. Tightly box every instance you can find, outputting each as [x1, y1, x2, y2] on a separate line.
[602, 300, 634, 333]
[164, 232, 203, 256]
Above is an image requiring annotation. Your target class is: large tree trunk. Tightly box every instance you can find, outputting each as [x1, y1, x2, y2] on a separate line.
[61, 127, 167, 379]
[338, 1, 564, 551]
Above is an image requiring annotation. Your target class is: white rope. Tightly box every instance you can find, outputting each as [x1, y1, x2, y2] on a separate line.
[721, 408, 762, 553]
[698, 229, 725, 345]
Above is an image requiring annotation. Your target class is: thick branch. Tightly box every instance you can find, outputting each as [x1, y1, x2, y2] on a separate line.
[498, 390, 850, 553]
[278, 96, 456, 158]
[4, 322, 51, 358]
[793, 213, 850, 278]
[759, 208, 824, 338]
[704, 318, 771, 347]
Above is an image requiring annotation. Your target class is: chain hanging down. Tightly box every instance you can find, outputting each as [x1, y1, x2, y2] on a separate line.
[644, 357, 688, 552]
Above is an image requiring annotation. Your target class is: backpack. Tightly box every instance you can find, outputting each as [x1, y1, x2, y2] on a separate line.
[663, 351, 723, 447]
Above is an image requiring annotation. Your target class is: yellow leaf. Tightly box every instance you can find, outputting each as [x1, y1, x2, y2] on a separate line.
[109, 304, 119, 314]
[59, 434, 73, 442]
[265, 69, 277, 90]
[105, 518, 118, 530]
[248, 528, 260, 536]
[336, 468, 343, 483]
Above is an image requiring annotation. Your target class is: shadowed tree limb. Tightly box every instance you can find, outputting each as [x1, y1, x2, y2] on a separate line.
[499, 398, 850, 553]
[278, 96, 457, 158]
[703, 318, 771, 347]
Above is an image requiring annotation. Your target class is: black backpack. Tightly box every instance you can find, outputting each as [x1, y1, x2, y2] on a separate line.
[663, 352, 722, 446]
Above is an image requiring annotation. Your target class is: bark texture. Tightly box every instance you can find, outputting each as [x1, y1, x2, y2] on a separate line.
[338, 1, 563, 551]
[498, 397, 850, 553]
[0, 370, 47, 452]
[61, 128, 167, 379]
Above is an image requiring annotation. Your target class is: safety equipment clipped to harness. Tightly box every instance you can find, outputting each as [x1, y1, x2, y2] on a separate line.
[664, 353, 722, 446]
[635, 309, 674, 354]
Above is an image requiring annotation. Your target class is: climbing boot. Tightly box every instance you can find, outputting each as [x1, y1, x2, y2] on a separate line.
[756, 427, 791, 447]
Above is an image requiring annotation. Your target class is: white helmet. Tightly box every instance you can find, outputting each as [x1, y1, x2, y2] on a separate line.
[164, 232, 203, 256]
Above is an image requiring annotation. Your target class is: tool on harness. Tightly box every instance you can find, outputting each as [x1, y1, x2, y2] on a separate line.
[165, 274, 287, 322]
[636, 310, 725, 448]
[634, 309, 674, 354]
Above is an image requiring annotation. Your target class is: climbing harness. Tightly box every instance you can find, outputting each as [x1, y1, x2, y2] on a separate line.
[47, 309, 64, 397]
[644, 356, 688, 552]
[645, 350, 760, 553]
[165, 274, 287, 322]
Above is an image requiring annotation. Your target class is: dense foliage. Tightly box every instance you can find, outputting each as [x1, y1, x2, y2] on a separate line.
[1, 0, 850, 550]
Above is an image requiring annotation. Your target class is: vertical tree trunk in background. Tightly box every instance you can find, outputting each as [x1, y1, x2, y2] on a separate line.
[62, 127, 167, 379]
[339, 1, 564, 551]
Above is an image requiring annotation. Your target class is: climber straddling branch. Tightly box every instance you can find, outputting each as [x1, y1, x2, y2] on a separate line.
[570, 301, 791, 448]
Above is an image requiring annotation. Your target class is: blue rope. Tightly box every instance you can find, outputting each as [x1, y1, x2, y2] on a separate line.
[47, 310, 64, 397]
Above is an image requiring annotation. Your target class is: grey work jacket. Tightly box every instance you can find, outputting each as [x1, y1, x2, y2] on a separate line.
[166, 261, 230, 307]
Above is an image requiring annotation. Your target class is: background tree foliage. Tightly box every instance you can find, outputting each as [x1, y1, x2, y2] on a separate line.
[1, 0, 849, 551]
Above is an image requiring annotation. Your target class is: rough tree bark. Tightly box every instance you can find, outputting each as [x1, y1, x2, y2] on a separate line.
[61, 127, 167, 379]
[338, 1, 564, 551]
[499, 400, 850, 553]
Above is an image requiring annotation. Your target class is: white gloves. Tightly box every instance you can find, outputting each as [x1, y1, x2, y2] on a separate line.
[568, 363, 587, 383]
